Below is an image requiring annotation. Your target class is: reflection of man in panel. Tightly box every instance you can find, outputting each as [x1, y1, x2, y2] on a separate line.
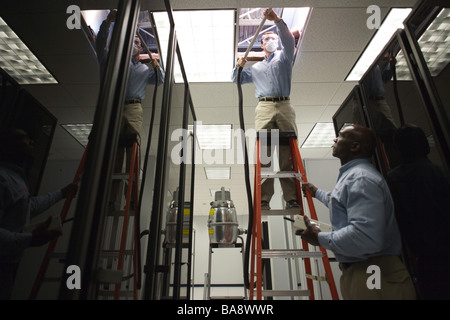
[363, 54, 399, 168]
[96, 10, 165, 208]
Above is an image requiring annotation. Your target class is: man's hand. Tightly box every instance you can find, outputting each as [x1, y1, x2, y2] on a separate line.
[301, 182, 317, 198]
[264, 9, 281, 23]
[106, 9, 117, 23]
[236, 57, 247, 68]
[150, 59, 160, 69]
[295, 215, 321, 246]
[30, 216, 62, 247]
[61, 183, 78, 199]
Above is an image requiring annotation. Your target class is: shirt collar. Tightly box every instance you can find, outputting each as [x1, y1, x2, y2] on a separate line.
[264, 52, 276, 62]
[338, 157, 371, 177]
[0, 161, 27, 178]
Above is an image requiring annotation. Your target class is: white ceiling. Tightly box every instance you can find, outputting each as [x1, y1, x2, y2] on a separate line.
[0, 0, 419, 218]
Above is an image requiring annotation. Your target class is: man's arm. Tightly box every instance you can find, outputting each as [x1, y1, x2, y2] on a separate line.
[95, 10, 116, 66]
[317, 178, 387, 257]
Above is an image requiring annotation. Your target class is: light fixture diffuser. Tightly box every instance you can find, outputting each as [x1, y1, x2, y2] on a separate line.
[188, 123, 232, 150]
[204, 167, 231, 179]
[346, 8, 412, 81]
[153, 10, 234, 83]
[301, 122, 336, 148]
[61, 124, 92, 147]
[0, 17, 57, 84]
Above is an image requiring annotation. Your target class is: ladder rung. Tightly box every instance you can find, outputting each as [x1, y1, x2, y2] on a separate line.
[100, 250, 134, 258]
[111, 173, 132, 180]
[262, 290, 310, 297]
[260, 171, 302, 180]
[261, 208, 299, 216]
[261, 249, 323, 259]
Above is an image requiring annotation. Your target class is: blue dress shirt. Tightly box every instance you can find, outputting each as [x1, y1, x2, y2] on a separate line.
[96, 21, 165, 100]
[316, 158, 402, 263]
[231, 19, 295, 98]
[0, 163, 63, 263]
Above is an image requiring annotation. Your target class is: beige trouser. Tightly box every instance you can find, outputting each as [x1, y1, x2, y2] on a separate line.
[255, 100, 298, 203]
[110, 103, 143, 206]
[340, 255, 417, 300]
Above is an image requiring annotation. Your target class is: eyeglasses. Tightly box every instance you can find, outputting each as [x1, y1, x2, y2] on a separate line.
[262, 36, 278, 43]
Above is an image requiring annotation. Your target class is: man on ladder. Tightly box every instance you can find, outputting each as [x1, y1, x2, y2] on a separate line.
[232, 8, 301, 211]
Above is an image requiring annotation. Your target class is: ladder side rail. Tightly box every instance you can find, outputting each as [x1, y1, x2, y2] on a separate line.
[289, 137, 315, 300]
[255, 138, 263, 300]
[114, 141, 138, 299]
[29, 145, 89, 300]
[249, 138, 261, 300]
[290, 138, 340, 300]
[132, 142, 140, 299]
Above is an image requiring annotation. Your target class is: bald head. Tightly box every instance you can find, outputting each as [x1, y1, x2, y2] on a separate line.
[332, 124, 376, 164]
[344, 125, 377, 157]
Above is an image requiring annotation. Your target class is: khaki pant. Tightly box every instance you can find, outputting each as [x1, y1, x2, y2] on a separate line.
[340, 255, 417, 300]
[255, 100, 298, 203]
[110, 103, 143, 206]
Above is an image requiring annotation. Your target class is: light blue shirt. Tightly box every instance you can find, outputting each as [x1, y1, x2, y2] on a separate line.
[316, 158, 402, 263]
[0, 162, 63, 263]
[231, 19, 295, 98]
[126, 59, 164, 100]
[96, 21, 165, 100]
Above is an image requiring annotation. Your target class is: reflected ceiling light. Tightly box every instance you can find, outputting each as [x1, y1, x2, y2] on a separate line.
[0, 17, 57, 84]
[301, 122, 336, 148]
[188, 123, 232, 150]
[205, 167, 231, 179]
[346, 8, 412, 81]
[416, 8, 450, 77]
[61, 123, 92, 147]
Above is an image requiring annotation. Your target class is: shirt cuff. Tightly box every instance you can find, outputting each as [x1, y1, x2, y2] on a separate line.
[318, 232, 331, 250]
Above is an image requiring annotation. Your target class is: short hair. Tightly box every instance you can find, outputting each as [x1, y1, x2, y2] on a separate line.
[393, 124, 430, 160]
[0, 128, 28, 160]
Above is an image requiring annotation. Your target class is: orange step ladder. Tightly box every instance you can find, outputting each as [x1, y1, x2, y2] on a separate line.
[29, 136, 141, 300]
[249, 130, 339, 300]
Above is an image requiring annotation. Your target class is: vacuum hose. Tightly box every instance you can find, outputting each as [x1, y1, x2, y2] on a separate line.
[237, 8, 272, 291]
[237, 66, 253, 290]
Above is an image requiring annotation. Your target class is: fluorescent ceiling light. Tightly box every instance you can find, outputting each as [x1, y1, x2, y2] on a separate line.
[204, 167, 231, 179]
[61, 124, 92, 147]
[301, 122, 336, 148]
[154, 10, 234, 83]
[416, 8, 450, 77]
[188, 123, 232, 150]
[0, 17, 57, 84]
[346, 8, 412, 81]
[385, 8, 450, 81]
